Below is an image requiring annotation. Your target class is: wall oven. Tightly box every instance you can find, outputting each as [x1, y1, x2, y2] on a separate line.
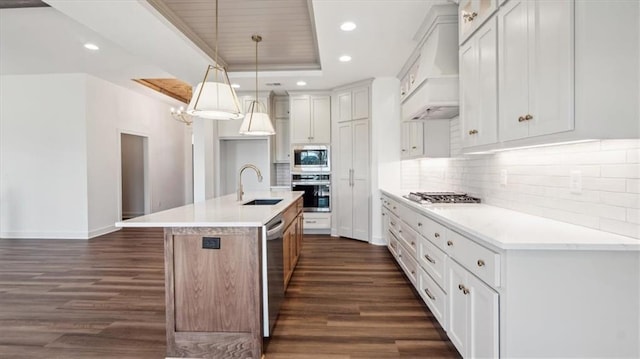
[292, 145, 330, 172]
[291, 174, 330, 212]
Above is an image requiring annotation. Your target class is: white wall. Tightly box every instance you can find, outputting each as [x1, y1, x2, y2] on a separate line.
[0, 73, 192, 239]
[85, 74, 192, 237]
[219, 139, 270, 196]
[402, 118, 640, 239]
[0, 74, 89, 238]
[370, 77, 402, 245]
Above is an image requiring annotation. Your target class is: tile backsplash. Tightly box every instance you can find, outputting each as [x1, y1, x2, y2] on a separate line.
[274, 163, 291, 186]
[402, 119, 640, 239]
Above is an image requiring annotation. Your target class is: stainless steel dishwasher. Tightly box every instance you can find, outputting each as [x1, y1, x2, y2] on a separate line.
[263, 215, 285, 337]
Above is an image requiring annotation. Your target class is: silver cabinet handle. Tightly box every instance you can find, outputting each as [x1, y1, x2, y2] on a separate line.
[424, 288, 435, 300]
[477, 259, 485, 267]
[424, 254, 435, 264]
[306, 220, 317, 224]
[434, 232, 440, 238]
[447, 240, 453, 247]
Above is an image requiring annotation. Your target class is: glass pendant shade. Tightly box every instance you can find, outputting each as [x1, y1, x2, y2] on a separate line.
[239, 100, 275, 135]
[186, 65, 243, 120]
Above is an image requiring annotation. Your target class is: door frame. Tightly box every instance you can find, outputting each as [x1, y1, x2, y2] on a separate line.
[117, 129, 151, 220]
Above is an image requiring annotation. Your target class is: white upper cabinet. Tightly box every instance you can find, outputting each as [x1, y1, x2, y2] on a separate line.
[290, 94, 331, 144]
[498, 0, 574, 142]
[459, 15, 498, 148]
[401, 120, 450, 159]
[459, 0, 498, 45]
[272, 96, 290, 163]
[337, 86, 369, 123]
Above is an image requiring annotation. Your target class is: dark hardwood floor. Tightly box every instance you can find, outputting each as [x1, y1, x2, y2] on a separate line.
[0, 228, 459, 358]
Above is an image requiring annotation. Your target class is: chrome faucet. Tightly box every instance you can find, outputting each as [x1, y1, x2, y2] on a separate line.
[237, 164, 263, 201]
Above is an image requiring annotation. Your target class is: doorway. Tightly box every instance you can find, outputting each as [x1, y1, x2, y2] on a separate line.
[120, 133, 148, 220]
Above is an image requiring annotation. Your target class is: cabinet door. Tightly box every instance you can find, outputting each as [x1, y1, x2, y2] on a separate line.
[459, 0, 498, 45]
[448, 260, 469, 357]
[400, 122, 410, 158]
[409, 122, 424, 157]
[468, 272, 499, 358]
[275, 119, 290, 162]
[336, 121, 354, 238]
[274, 98, 289, 118]
[290, 96, 311, 143]
[528, 0, 573, 137]
[351, 119, 369, 241]
[311, 96, 331, 143]
[352, 87, 369, 120]
[461, 16, 498, 148]
[498, 0, 530, 141]
[337, 91, 352, 123]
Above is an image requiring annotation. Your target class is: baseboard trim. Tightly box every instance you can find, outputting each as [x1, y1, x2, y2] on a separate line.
[88, 225, 119, 239]
[370, 235, 386, 246]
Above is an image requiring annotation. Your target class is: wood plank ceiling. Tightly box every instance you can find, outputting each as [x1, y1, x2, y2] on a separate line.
[147, 0, 320, 72]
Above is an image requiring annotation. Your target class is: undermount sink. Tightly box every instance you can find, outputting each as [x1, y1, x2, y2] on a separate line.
[243, 199, 282, 206]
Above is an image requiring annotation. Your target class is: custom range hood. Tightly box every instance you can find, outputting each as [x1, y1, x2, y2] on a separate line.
[400, 4, 459, 121]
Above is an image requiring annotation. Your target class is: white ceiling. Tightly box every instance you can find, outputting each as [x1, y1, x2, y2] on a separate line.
[0, 0, 452, 99]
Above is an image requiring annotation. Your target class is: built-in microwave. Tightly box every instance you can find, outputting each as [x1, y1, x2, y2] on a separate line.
[291, 145, 330, 172]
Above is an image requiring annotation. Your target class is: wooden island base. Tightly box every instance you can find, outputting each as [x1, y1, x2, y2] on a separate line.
[164, 226, 263, 358]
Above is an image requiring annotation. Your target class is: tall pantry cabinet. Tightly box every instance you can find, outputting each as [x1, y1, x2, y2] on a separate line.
[333, 81, 371, 242]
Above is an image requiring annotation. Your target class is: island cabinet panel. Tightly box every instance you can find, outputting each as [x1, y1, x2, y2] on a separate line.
[164, 227, 263, 359]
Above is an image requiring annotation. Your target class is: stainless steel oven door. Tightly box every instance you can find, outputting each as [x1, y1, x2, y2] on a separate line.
[291, 182, 331, 212]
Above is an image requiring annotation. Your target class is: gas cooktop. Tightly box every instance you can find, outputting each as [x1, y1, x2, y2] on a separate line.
[404, 192, 481, 204]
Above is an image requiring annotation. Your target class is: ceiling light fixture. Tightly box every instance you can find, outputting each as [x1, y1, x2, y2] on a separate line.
[83, 43, 99, 51]
[340, 22, 356, 31]
[170, 106, 192, 126]
[296, 81, 307, 86]
[339, 55, 352, 62]
[185, 0, 242, 120]
[239, 35, 275, 136]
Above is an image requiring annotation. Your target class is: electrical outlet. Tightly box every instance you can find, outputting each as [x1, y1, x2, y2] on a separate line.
[570, 170, 582, 194]
[500, 169, 508, 186]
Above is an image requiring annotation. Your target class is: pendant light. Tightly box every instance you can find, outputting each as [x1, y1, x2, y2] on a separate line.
[239, 35, 275, 136]
[186, 0, 242, 120]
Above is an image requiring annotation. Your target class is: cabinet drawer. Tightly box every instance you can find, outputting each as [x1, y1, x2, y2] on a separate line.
[399, 204, 420, 232]
[388, 212, 401, 236]
[387, 199, 401, 217]
[418, 267, 447, 330]
[417, 214, 448, 251]
[417, 235, 447, 290]
[398, 242, 418, 286]
[445, 230, 501, 287]
[397, 220, 418, 257]
[303, 213, 330, 229]
[388, 230, 400, 259]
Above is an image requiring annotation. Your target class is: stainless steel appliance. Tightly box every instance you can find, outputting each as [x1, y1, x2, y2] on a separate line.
[263, 215, 285, 337]
[291, 174, 330, 212]
[291, 145, 330, 172]
[404, 192, 481, 204]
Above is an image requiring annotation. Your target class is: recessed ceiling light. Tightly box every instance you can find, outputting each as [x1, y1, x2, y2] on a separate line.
[296, 81, 307, 86]
[83, 43, 99, 51]
[340, 22, 357, 31]
[339, 55, 352, 62]
[231, 83, 240, 88]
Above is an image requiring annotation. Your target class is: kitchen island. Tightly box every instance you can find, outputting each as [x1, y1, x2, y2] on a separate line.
[117, 191, 304, 359]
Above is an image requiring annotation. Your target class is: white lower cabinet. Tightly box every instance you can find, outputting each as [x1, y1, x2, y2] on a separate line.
[447, 259, 499, 358]
[418, 267, 447, 330]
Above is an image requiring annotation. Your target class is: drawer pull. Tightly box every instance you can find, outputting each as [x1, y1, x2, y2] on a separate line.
[463, 11, 478, 22]
[518, 116, 526, 122]
[447, 240, 453, 247]
[468, 129, 478, 135]
[434, 232, 441, 238]
[458, 284, 470, 295]
[424, 254, 435, 264]
[390, 221, 396, 226]
[424, 288, 436, 300]
[306, 220, 317, 223]
[417, 222, 422, 227]
[382, 213, 386, 216]
[525, 114, 533, 121]
[411, 270, 415, 275]
[393, 206, 397, 210]
[399, 230, 402, 234]
[477, 259, 485, 267]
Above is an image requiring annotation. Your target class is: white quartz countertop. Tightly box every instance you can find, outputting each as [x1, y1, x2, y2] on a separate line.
[116, 191, 303, 228]
[381, 189, 640, 251]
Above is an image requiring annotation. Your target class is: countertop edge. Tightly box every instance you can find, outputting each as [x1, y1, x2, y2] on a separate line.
[380, 189, 640, 252]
